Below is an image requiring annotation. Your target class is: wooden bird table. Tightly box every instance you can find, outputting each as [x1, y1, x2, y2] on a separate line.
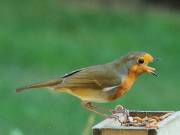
[93, 111, 180, 135]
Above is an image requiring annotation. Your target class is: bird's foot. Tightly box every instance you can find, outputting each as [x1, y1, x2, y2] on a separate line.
[108, 105, 130, 124]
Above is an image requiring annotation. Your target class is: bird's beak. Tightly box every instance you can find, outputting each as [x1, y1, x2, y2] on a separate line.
[145, 66, 158, 77]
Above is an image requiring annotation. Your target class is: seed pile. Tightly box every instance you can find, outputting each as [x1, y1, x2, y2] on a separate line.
[125, 113, 172, 128]
[111, 105, 173, 128]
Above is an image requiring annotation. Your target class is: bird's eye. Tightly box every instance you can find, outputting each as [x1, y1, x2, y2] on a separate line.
[138, 58, 144, 64]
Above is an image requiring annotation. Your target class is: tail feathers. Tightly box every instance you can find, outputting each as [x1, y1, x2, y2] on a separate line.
[16, 78, 63, 93]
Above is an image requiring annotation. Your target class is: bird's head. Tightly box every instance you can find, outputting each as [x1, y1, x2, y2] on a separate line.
[122, 52, 158, 77]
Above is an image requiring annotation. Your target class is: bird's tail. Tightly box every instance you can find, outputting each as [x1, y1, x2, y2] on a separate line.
[16, 78, 63, 93]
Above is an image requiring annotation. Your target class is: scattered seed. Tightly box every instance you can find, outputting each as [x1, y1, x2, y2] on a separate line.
[159, 113, 172, 120]
[133, 117, 144, 123]
[123, 113, 172, 128]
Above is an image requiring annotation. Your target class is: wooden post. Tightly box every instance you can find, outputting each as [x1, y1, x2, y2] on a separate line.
[93, 111, 180, 135]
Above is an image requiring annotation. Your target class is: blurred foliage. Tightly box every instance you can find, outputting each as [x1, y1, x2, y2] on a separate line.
[0, 0, 180, 135]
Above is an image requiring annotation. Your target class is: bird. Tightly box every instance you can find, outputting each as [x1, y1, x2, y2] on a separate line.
[16, 52, 157, 117]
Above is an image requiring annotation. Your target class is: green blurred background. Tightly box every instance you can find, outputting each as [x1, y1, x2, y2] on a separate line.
[0, 0, 180, 135]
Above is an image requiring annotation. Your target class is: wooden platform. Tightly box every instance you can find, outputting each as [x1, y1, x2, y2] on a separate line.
[93, 111, 180, 135]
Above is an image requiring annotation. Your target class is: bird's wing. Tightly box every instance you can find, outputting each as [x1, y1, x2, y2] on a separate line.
[56, 64, 122, 90]
[16, 69, 83, 93]
[16, 63, 122, 93]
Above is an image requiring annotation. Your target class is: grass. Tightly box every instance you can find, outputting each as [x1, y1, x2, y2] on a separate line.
[0, 1, 180, 134]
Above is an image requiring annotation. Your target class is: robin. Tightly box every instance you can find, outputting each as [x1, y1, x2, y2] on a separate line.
[16, 52, 157, 117]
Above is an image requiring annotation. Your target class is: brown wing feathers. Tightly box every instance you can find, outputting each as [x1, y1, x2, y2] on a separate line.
[16, 78, 63, 93]
[16, 69, 82, 93]
[16, 64, 120, 93]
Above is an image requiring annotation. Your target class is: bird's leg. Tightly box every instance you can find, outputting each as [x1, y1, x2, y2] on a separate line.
[92, 104, 114, 113]
[82, 102, 109, 117]
[82, 102, 130, 124]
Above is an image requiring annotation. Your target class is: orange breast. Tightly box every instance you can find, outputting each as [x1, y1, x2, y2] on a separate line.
[108, 71, 137, 101]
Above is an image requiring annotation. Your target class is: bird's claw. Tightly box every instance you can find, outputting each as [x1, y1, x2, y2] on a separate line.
[113, 105, 130, 118]
[108, 105, 130, 124]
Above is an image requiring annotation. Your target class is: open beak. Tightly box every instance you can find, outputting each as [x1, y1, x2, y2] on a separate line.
[145, 66, 158, 77]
